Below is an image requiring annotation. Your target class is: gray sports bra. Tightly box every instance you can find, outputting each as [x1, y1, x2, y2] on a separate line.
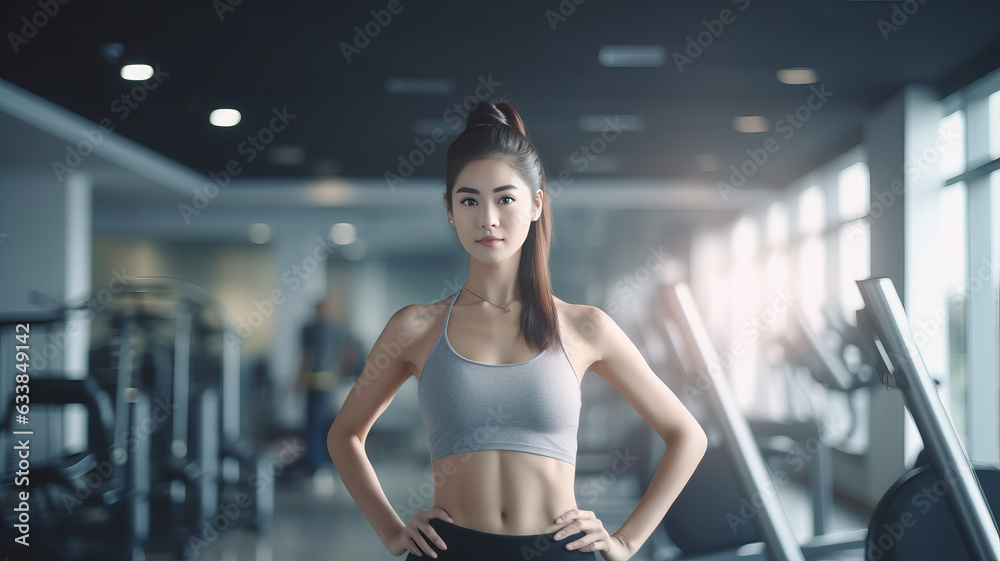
[417, 291, 582, 466]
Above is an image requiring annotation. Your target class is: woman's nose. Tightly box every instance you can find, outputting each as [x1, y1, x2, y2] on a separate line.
[480, 204, 499, 228]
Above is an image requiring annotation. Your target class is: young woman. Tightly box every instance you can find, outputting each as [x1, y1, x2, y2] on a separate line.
[328, 101, 707, 560]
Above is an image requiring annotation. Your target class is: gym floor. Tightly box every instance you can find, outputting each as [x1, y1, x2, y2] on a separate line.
[166, 453, 871, 561]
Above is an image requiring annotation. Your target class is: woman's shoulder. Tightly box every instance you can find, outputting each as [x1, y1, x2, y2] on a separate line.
[552, 296, 610, 335]
[382, 294, 456, 339]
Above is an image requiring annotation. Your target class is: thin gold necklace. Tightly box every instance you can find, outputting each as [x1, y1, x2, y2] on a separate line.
[462, 285, 516, 312]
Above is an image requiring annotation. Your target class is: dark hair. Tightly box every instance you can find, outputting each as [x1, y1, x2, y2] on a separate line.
[444, 100, 561, 352]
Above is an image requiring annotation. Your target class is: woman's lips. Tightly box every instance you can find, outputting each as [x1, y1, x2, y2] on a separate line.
[477, 238, 503, 246]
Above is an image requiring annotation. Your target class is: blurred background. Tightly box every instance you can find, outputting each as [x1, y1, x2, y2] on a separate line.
[1, 1, 999, 560]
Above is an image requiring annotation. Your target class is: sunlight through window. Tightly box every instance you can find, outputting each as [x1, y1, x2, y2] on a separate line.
[939, 111, 965, 179]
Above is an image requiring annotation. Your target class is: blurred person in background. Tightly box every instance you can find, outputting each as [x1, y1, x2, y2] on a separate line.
[328, 100, 707, 560]
[298, 297, 360, 495]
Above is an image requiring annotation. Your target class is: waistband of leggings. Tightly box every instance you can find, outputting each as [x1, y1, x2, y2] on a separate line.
[429, 517, 569, 541]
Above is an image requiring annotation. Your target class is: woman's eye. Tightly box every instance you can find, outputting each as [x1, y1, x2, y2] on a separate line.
[499, 195, 515, 204]
[460, 197, 477, 206]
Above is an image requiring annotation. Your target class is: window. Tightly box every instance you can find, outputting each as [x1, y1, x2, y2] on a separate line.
[798, 185, 825, 236]
[989, 90, 1000, 160]
[837, 162, 871, 323]
[839, 219, 870, 324]
[838, 162, 870, 222]
[730, 216, 762, 412]
[731, 216, 760, 318]
[937, 68, 1000, 464]
[763, 202, 790, 335]
[764, 202, 790, 327]
[939, 110, 966, 180]
[767, 202, 789, 246]
[940, 181, 968, 442]
[693, 229, 731, 343]
[798, 236, 826, 329]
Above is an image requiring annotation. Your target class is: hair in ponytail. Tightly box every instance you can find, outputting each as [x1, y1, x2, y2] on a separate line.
[444, 100, 561, 352]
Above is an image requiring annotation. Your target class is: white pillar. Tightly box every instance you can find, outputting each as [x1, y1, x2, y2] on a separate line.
[64, 172, 93, 380]
[848, 85, 942, 505]
[0, 170, 92, 455]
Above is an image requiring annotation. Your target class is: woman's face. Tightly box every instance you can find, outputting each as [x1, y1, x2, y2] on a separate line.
[446, 158, 542, 266]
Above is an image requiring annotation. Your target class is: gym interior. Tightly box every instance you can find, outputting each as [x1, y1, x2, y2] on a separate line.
[1, 2, 999, 560]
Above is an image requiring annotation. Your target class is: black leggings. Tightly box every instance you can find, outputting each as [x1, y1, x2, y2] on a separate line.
[403, 518, 598, 560]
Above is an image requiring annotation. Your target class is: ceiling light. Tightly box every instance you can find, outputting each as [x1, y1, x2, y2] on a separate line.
[577, 114, 645, 132]
[598, 45, 667, 67]
[385, 78, 455, 95]
[732, 116, 769, 133]
[247, 223, 271, 244]
[209, 108, 241, 127]
[777, 67, 818, 85]
[330, 222, 357, 245]
[120, 64, 154, 81]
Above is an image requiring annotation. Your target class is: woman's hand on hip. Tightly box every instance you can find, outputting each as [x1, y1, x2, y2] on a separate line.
[388, 507, 453, 558]
[553, 508, 632, 561]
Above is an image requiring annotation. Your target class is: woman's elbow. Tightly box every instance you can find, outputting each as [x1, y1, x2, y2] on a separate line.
[670, 418, 707, 460]
[326, 420, 354, 460]
[689, 422, 708, 459]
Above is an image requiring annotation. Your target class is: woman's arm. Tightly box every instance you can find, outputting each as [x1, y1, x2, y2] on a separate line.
[584, 306, 708, 558]
[327, 305, 421, 555]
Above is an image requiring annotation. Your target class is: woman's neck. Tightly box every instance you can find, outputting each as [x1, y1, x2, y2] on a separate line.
[463, 253, 521, 306]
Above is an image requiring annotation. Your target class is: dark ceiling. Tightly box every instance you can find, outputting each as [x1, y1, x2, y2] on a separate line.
[3, 0, 1000, 191]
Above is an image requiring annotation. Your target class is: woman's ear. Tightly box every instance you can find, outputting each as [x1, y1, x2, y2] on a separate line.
[444, 198, 453, 224]
[532, 189, 544, 221]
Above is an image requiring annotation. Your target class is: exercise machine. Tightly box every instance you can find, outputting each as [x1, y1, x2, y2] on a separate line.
[856, 278, 999, 561]
[646, 279, 999, 561]
[0, 312, 151, 560]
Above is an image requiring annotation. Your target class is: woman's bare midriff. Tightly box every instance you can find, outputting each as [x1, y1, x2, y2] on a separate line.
[429, 449, 579, 535]
[407, 297, 593, 536]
